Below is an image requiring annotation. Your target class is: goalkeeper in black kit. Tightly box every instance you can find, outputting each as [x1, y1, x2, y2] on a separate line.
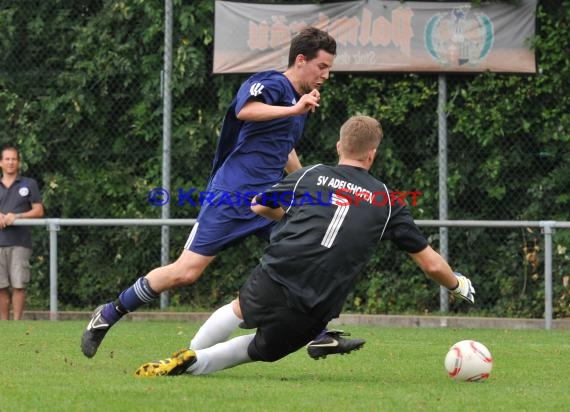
[135, 115, 475, 377]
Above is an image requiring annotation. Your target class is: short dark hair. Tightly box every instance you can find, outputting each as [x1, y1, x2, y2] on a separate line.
[1, 146, 20, 160]
[288, 27, 337, 67]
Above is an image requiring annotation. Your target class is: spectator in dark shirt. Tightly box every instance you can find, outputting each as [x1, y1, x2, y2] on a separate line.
[0, 146, 44, 320]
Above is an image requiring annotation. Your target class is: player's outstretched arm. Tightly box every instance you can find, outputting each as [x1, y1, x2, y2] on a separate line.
[237, 100, 296, 122]
[409, 246, 475, 304]
[237, 88, 321, 122]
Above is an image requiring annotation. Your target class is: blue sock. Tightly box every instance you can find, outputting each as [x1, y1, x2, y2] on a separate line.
[101, 302, 124, 326]
[101, 277, 159, 326]
[118, 277, 159, 311]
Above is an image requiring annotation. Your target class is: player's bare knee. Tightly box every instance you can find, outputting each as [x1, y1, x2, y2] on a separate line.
[232, 298, 244, 319]
[173, 250, 213, 286]
[176, 269, 203, 286]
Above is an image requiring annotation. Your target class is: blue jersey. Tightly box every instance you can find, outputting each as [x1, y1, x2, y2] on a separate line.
[208, 70, 306, 193]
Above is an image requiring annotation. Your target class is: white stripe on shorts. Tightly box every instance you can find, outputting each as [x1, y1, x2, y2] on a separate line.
[184, 223, 199, 250]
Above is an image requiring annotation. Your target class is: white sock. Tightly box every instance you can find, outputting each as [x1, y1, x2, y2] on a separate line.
[189, 303, 242, 350]
[188, 334, 254, 375]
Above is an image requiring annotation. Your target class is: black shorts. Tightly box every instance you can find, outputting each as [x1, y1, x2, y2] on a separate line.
[238, 265, 327, 362]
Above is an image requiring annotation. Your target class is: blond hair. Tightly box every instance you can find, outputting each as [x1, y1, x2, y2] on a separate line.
[338, 115, 383, 160]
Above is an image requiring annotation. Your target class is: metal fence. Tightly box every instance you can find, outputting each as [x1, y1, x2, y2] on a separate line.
[16, 218, 570, 329]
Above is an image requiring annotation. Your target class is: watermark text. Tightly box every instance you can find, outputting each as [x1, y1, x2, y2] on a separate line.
[147, 188, 422, 207]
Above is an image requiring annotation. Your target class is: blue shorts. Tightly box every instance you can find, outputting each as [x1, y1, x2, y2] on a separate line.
[184, 190, 275, 256]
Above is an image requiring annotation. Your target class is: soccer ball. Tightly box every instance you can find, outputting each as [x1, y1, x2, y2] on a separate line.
[444, 340, 493, 382]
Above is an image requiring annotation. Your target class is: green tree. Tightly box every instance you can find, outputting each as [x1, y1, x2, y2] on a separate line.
[0, 0, 568, 316]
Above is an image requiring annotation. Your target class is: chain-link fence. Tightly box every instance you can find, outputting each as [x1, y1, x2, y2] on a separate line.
[1, 1, 569, 320]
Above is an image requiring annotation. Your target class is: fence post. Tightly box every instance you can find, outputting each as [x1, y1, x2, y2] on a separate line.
[48, 219, 60, 321]
[541, 221, 555, 330]
[160, 0, 174, 309]
[438, 74, 449, 314]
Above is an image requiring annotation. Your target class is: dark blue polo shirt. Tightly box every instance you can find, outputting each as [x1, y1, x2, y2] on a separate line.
[0, 175, 42, 249]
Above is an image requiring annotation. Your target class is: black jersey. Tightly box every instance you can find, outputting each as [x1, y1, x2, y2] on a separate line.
[255, 164, 428, 321]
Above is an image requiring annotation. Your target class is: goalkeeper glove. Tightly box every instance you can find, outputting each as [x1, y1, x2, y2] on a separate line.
[449, 272, 475, 304]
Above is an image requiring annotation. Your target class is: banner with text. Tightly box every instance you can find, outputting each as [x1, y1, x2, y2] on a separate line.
[214, 0, 537, 74]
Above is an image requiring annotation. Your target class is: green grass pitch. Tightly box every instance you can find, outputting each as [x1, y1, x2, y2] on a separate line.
[1, 320, 569, 411]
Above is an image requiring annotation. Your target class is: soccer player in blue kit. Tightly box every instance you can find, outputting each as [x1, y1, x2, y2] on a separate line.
[133, 115, 475, 377]
[82, 27, 365, 360]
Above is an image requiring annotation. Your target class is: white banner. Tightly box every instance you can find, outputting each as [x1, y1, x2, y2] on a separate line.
[213, 0, 537, 73]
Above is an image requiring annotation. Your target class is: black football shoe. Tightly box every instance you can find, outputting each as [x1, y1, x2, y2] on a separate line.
[307, 329, 366, 360]
[81, 304, 112, 358]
